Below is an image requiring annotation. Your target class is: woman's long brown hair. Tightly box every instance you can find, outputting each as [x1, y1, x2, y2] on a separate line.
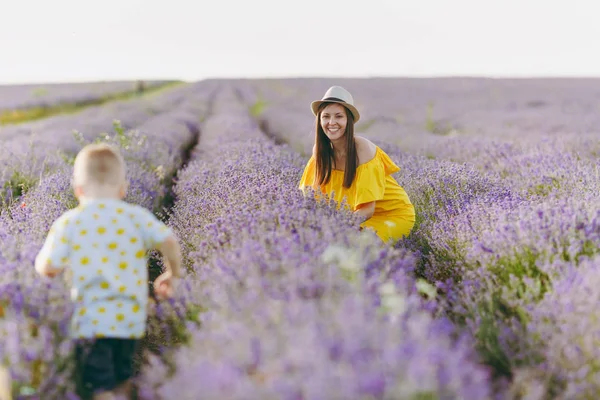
[314, 103, 358, 189]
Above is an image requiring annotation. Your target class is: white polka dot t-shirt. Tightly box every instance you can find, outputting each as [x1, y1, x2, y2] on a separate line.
[36, 198, 173, 339]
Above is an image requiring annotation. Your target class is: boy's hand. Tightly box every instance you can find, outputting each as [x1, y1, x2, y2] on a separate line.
[153, 271, 178, 299]
[35, 258, 64, 278]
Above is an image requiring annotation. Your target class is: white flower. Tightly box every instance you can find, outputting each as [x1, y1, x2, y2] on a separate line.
[379, 281, 406, 316]
[416, 279, 437, 299]
[320, 244, 361, 272]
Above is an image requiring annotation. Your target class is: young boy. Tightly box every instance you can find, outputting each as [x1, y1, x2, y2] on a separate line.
[34, 143, 182, 400]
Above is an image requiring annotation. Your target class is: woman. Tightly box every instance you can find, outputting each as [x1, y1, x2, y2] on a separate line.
[298, 86, 415, 243]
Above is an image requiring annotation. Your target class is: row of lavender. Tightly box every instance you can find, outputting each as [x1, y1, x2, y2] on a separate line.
[0, 81, 216, 398]
[236, 79, 600, 398]
[0, 82, 207, 208]
[134, 85, 494, 399]
[0, 80, 171, 114]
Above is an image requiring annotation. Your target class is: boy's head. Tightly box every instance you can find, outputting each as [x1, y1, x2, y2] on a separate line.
[73, 143, 127, 199]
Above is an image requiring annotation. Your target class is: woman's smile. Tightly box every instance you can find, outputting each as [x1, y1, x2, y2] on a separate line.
[320, 103, 348, 139]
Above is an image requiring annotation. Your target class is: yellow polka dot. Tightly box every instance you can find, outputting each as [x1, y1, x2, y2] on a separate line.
[97, 269, 103, 275]
[116, 313, 125, 322]
[78, 308, 86, 316]
[135, 250, 145, 259]
[79, 276, 85, 282]
[75, 219, 81, 225]
[115, 275, 120, 280]
[110, 326, 116, 331]
[108, 242, 118, 250]
[100, 282, 110, 289]
[92, 320, 99, 326]
[63, 218, 70, 225]
[80, 229, 87, 236]
[117, 302, 123, 308]
[101, 257, 108, 263]
[92, 296, 98, 301]
[117, 228, 125, 235]
[135, 223, 141, 228]
[73, 244, 81, 251]
[97, 226, 106, 235]
[119, 285, 127, 293]
[120, 250, 126, 256]
[137, 280, 143, 286]
[93, 243, 99, 248]
[117, 208, 124, 214]
[130, 237, 138, 244]
[80, 256, 89, 265]
[61, 236, 68, 244]
[147, 222, 153, 227]
[98, 307, 106, 313]
[119, 262, 127, 270]
[98, 204, 105, 209]
[132, 304, 140, 313]
[77, 295, 83, 301]
[93, 213, 99, 220]
[133, 269, 139, 274]
[129, 213, 135, 218]
[130, 294, 137, 300]
[60, 256, 69, 264]
[112, 218, 118, 224]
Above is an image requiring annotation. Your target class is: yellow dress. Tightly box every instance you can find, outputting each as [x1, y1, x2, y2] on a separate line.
[298, 146, 415, 243]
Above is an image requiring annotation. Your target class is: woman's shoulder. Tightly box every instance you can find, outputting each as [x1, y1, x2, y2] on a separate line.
[355, 136, 377, 166]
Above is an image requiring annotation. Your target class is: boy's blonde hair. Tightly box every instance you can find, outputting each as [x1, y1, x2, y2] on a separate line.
[73, 143, 126, 188]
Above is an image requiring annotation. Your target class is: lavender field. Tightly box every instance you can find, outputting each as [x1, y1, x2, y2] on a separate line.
[1, 77, 600, 399]
[0, 81, 174, 125]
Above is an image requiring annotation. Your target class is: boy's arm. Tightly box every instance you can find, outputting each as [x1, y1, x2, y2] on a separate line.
[35, 217, 71, 278]
[155, 235, 182, 278]
[138, 208, 182, 278]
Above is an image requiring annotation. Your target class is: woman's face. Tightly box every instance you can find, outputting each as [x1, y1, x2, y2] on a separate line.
[320, 103, 348, 141]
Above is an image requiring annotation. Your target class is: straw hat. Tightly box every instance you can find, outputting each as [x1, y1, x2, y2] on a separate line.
[311, 86, 360, 123]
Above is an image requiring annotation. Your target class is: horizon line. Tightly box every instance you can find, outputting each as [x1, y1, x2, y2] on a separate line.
[4, 73, 600, 86]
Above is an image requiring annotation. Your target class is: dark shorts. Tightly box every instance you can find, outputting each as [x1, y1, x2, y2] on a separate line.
[75, 338, 140, 397]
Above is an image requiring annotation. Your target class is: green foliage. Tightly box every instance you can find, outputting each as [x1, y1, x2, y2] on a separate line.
[528, 177, 561, 197]
[31, 87, 49, 97]
[425, 103, 437, 133]
[424, 103, 458, 136]
[249, 97, 268, 117]
[1, 170, 38, 209]
[356, 118, 376, 132]
[487, 249, 550, 300]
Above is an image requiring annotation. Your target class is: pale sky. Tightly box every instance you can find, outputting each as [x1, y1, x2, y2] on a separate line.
[1, 0, 599, 84]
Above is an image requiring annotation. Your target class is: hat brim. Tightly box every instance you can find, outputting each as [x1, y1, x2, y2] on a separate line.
[311, 100, 360, 123]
